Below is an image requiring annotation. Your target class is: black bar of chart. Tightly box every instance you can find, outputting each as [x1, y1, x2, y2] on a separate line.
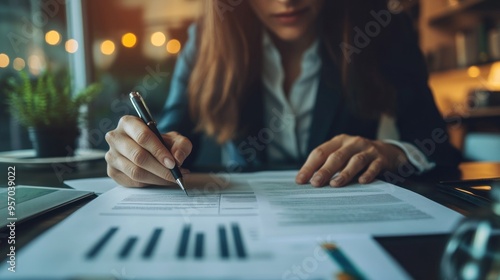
[119, 237, 138, 259]
[231, 223, 247, 259]
[86, 227, 118, 259]
[194, 233, 204, 259]
[218, 225, 229, 259]
[85, 223, 248, 261]
[177, 225, 191, 258]
[179, 223, 247, 260]
[175, 223, 248, 260]
[143, 228, 162, 259]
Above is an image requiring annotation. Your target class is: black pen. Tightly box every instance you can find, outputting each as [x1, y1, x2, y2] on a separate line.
[129, 91, 187, 196]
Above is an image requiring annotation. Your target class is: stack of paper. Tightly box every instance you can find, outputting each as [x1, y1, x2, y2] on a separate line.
[1, 171, 463, 279]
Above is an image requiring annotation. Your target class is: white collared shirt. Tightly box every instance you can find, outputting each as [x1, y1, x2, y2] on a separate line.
[262, 33, 320, 162]
[261, 33, 434, 173]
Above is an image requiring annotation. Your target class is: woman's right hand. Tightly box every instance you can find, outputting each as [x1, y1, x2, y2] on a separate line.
[105, 115, 192, 187]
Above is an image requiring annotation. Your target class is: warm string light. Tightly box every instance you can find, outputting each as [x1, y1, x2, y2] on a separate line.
[100, 40, 116, 55]
[6, 30, 184, 73]
[166, 39, 181, 54]
[151, 32, 166, 47]
[13, 57, 25, 71]
[0, 53, 9, 68]
[65, 39, 79, 53]
[39, 29, 183, 61]
[122, 33, 137, 48]
[45, 30, 61, 45]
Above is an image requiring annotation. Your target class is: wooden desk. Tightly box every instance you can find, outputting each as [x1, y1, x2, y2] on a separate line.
[1, 162, 499, 279]
[459, 161, 500, 180]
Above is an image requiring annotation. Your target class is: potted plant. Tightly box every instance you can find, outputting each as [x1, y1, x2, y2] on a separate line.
[7, 70, 101, 158]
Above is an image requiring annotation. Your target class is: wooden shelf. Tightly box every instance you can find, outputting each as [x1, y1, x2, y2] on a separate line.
[429, 0, 500, 31]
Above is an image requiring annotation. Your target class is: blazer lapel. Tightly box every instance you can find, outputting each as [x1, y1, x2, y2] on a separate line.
[232, 81, 268, 167]
[307, 56, 344, 153]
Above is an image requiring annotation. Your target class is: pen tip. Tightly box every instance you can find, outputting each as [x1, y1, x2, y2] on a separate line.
[176, 178, 188, 196]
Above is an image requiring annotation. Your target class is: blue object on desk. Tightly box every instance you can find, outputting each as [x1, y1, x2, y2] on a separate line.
[322, 242, 367, 280]
[0, 186, 95, 228]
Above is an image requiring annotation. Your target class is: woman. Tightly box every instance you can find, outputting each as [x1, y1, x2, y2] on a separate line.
[105, 0, 461, 188]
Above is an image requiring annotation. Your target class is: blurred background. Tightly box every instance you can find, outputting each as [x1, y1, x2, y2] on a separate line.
[0, 0, 499, 162]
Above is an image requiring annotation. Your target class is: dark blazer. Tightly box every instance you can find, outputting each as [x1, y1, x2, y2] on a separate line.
[157, 16, 461, 171]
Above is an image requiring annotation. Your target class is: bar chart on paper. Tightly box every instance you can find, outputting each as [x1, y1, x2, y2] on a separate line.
[0, 175, 416, 280]
[84, 222, 263, 262]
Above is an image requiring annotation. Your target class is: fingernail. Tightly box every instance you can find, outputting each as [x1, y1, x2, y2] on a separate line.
[312, 174, 323, 186]
[297, 173, 306, 183]
[359, 176, 367, 184]
[164, 158, 175, 169]
[333, 176, 344, 186]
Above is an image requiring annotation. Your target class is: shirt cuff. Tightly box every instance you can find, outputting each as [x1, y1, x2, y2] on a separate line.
[382, 140, 436, 174]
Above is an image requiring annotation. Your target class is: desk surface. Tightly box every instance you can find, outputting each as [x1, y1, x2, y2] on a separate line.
[1, 161, 499, 280]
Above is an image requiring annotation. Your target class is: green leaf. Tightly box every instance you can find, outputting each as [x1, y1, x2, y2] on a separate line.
[5, 69, 102, 128]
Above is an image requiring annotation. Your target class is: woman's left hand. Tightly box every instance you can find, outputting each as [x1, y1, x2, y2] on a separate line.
[296, 134, 408, 187]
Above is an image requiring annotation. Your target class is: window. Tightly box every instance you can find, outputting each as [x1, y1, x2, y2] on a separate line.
[1, 0, 69, 151]
[0, 0, 202, 152]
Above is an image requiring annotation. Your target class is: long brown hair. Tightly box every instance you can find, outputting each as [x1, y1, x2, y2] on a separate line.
[188, 0, 396, 144]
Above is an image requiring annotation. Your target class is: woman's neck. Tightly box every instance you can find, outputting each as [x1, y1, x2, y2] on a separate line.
[270, 30, 317, 97]
[271, 31, 317, 61]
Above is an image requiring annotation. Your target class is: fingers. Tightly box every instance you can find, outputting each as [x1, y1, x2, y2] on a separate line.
[106, 150, 174, 187]
[296, 135, 344, 184]
[179, 167, 191, 175]
[297, 135, 390, 188]
[106, 134, 175, 183]
[118, 115, 176, 169]
[105, 116, 193, 188]
[162, 132, 193, 166]
[330, 151, 376, 187]
[107, 165, 147, 188]
[310, 145, 362, 187]
[358, 159, 384, 184]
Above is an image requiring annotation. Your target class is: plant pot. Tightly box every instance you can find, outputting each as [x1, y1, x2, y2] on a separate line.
[28, 126, 80, 158]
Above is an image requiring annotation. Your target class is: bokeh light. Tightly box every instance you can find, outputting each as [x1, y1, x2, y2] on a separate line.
[121, 33, 137, 48]
[45, 30, 61, 45]
[151, 32, 166, 47]
[65, 39, 79, 53]
[0, 53, 9, 68]
[467, 66, 481, 78]
[28, 55, 45, 75]
[13, 57, 25, 71]
[100, 40, 116, 55]
[166, 39, 181, 54]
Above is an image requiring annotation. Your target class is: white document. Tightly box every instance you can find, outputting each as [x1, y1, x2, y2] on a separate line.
[77, 174, 259, 218]
[1, 172, 412, 279]
[2, 216, 409, 280]
[252, 178, 463, 237]
[64, 177, 118, 194]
